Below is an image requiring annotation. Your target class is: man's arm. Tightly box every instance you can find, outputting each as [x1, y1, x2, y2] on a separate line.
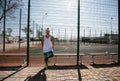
[51, 36, 54, 48]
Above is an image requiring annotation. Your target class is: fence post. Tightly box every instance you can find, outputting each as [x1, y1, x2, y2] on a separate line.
[118, 0, 120, 64]
[77, 0, 80, 66]
[19, 8, 22, 48]
[3, 0, 6, 52]
[27, 0, 31, 66]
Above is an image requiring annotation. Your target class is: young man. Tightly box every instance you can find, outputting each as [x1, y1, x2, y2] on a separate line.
[41, 28, 54, 68]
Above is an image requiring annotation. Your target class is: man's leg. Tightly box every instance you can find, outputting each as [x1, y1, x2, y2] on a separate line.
[44, 53, 48, 68]
[45, 57, 48, 68]
[45, 57, 48, 64]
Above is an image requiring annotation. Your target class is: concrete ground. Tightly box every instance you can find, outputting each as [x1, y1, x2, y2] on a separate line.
[1, 65, 120, 81]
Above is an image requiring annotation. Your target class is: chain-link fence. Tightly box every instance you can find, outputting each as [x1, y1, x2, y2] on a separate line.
[28, 0, 118, 66]
[0, 0, 28, 67]
[0, 0, 118, 66]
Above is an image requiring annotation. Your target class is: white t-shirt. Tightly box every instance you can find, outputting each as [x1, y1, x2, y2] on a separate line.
[43, 35, 53, 53]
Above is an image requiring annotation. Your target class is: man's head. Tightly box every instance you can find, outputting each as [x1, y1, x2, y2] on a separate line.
[45, 28, 50, 35]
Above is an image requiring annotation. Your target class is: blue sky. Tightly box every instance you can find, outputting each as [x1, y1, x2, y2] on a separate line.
[0, 0, 118, 40]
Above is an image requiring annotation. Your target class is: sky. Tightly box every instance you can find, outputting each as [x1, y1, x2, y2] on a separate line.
[0, 0, 118, 40]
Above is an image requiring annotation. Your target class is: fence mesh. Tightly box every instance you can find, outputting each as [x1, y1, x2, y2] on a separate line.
[0, 0, 118, 66]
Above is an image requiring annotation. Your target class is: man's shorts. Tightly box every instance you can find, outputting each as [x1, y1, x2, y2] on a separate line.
[44, 51, 54, 58]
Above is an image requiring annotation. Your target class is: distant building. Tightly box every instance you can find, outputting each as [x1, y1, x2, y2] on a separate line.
[81, 34, 118, 44]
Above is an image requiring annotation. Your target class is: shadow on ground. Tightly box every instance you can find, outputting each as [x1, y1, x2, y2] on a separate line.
[26, 65, 88, 81]
[48, 64, 88, 70]
[91, 63, 120, 68]
[48, 65, 88, 81]
[26, 68, 46, 81]
[0, 66, 25, 81]
[0, 66, 22, 71]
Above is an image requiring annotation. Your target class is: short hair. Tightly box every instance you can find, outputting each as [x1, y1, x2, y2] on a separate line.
[46, 28, 50, 32]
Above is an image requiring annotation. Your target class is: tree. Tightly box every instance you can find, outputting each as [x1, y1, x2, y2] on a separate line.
[22, 27, 33, 38]
[7, 28, 12, 36]
[0, 0, 23, 22]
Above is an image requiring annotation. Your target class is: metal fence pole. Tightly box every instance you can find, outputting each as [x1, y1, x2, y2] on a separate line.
[118, 0, 120, 64]
[32, 21, 35, 45]
[36, 24, 38, 45]
[77, 0, 80, 66]
[71, 29, 73, 45]
[27, 0, 31, 66]
[39, 26, 40, 45]
[84, 28, 85, 45]
[19, 8, 22, 48]
[3, 0, 6, 52]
